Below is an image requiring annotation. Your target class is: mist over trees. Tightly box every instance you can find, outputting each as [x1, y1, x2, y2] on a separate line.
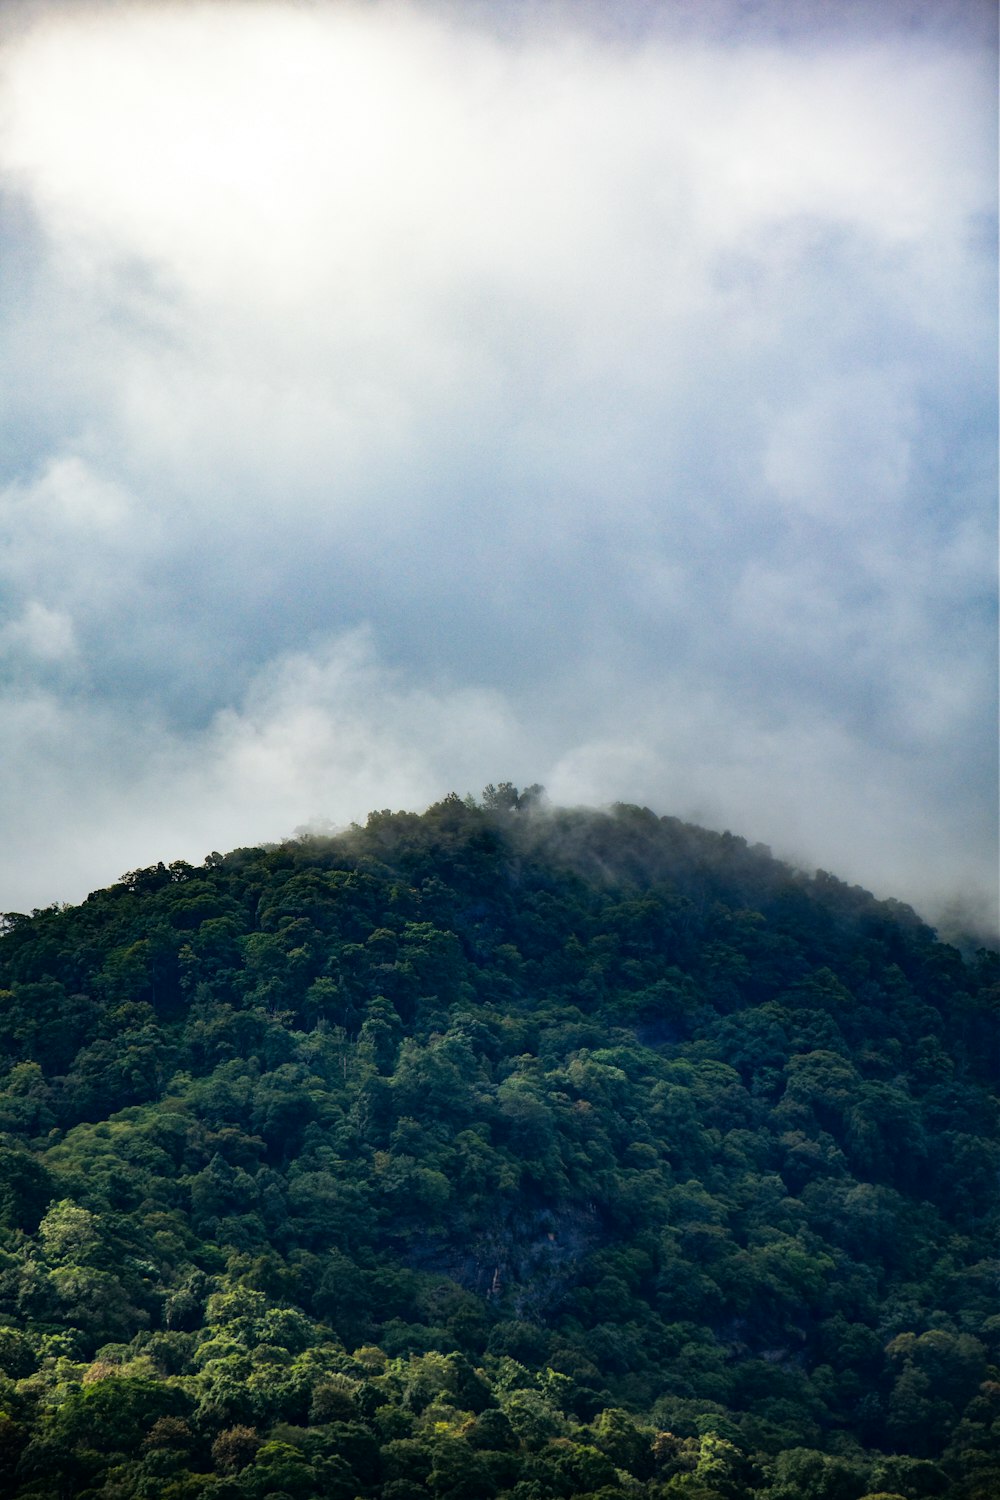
[0, 791, 995, 1499]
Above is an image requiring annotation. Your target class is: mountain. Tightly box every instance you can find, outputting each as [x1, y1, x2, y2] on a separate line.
[0, 790, 996, 1500]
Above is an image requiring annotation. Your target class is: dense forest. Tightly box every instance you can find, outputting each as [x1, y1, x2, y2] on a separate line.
[0, 788, 996, 1500]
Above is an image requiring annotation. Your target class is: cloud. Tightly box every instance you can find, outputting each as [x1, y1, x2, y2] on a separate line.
[0, 0, 994, 931]
[0, 622, 988, 931]
[0, 600, 77, 661]
[0, 629, 525, 907]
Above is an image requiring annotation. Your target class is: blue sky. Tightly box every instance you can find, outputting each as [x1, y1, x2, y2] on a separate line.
[0, 0, 996, 933]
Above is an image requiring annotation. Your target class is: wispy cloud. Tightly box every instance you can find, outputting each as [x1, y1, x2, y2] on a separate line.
[0, 0, 994, 929]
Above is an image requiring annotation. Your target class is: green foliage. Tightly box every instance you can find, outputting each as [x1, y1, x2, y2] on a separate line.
[0, 795, 995, 1497]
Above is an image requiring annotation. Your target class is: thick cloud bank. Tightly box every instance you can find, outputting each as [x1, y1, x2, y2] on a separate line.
[0, 0, 995, 932]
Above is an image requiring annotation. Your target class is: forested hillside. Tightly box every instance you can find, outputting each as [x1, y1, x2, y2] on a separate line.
[0, 790, 996, 1500]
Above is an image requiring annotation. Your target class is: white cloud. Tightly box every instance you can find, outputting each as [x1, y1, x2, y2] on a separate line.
[0, 623, 986, 928]
[761, 372, 915, 517]
[0, 629, 525, 908]
[0, 599, 77, 660]
[0, 0, 993, 928]
[0, 456, 133, 554]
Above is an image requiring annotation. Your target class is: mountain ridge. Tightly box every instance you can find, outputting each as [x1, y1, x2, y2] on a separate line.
[0, 791, 995, 1499]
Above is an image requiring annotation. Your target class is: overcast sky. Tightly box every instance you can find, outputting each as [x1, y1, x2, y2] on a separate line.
[0, 0, 996, 933]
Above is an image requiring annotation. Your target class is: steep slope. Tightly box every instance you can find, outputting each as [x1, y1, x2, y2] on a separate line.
[0, 793, 996, 1499]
